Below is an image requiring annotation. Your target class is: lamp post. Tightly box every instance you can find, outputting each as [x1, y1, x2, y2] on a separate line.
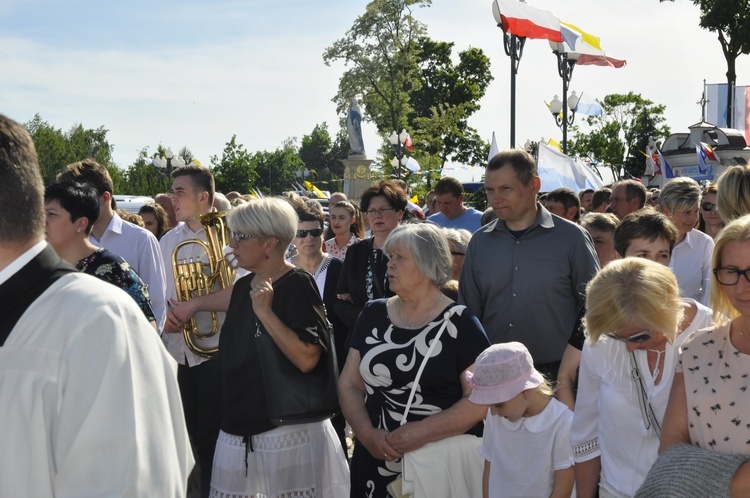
[152, 147, 186, 178]
[548, 42, 580, 155]
[493, 1, 526, 149]
[388, 129, 411, 179]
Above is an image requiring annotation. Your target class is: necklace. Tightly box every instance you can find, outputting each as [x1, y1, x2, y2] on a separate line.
[396, 295, 443, 329]
[647, 348, 665, 380]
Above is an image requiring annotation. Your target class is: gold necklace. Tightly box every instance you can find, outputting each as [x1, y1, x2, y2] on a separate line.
[396, 295, 443, 329]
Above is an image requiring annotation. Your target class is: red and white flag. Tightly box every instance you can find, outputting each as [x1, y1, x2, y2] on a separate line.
[492, 0, 563, 42]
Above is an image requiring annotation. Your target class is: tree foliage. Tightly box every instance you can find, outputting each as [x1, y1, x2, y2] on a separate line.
[210, 135, 259, 195]
[323, 0, 492, 172]
[568, 93, 670, 180]
[660, 0, 750, 123]
[120, 147, 172, 196]
[299, 123, 348, 192]
[252, 139, 305, 195]
[24, 114, 115, 185]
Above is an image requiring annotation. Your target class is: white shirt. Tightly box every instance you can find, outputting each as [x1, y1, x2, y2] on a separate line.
[479, 398, 575, 498]
[0, 243, 193, 497]
[669, 229, 715, 306]
[90, 212, 168, 331]
[570, 299, 713, 497]
[160, 221, 227, 366]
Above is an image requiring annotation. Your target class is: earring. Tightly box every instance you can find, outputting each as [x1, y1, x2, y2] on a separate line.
[76, 228, 81, 233]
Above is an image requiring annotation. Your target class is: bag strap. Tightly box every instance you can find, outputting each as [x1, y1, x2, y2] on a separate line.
[629, 351, 662, 438]
[400, 305, 457, 426]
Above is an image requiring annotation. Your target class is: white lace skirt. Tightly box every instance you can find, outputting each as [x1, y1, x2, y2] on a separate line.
[209, 420, 350, 498]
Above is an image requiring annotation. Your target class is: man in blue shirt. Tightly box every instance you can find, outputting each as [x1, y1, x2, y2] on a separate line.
[427, 177, 483, 232]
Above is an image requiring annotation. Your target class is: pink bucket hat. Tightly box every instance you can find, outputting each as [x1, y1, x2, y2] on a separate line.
[466, 342, 545, 405]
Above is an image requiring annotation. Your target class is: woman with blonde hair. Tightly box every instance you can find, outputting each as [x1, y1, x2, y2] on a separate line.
[647, 214, 750, 496]
[659, 177, 714, 305]
[717, 164, 750, 223]
[571, 258, 712, 498]
[211, 197, 349, 498]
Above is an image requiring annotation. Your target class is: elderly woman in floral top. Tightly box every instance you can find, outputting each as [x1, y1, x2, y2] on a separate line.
[44, 181, 156, 329]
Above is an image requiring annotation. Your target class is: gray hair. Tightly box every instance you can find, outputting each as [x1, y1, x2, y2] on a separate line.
[383, 223, 452, 286]
[659, 177, 701, 213]
[443, 228, 472, 254]
[213, 192, 232, 212]
[227, 197, 297, 252]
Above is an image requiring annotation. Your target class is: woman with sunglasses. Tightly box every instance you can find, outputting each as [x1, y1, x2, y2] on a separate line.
[570, 258, 712, 498]
[697, 183, 724, 240]
[211, 198, 350, 498]
[289, 203, 349, 452]
[650, 215, 750, 495]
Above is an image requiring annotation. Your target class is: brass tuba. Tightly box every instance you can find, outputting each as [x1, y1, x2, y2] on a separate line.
[172, 211, 235, 358]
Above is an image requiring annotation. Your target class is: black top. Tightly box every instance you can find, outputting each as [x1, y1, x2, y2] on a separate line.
[333, 237, 394, 329]
[218, 268, 329, 437]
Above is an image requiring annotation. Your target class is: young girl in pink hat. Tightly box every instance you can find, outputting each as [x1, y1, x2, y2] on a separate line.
[467, 342, 576, 498]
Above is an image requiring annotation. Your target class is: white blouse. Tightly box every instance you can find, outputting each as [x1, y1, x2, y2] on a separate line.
[570, 299, 712, 497]
[670, 229, 714, 306]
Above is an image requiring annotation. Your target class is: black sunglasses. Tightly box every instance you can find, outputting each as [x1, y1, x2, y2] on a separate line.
[701, 201, 716, 211]
[296, 228, 324, 238]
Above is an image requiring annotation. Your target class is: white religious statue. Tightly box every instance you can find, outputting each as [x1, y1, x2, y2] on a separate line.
[644, 136, 657, 176]
[346, 97, 366, 156]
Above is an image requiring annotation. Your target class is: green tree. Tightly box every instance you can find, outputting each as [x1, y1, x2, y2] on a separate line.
[568, 93, 670, 180]
[24, 114, 115, 185]
[324, 1, 493, 173]
[410, 38, 492, 164]
[660, 0, 750, 126]
[121, 147, 171, 196]
[210, 135, 259, 194]
[253, 140, 305, 195]
[299, 123, 348, 192]
[324, 0, 429, 137]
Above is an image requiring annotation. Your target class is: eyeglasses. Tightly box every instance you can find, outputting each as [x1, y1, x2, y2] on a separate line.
[714, 267, 750, 286]
[606, 330, 653, 343]
[451, 251, 466, 256]
[366, 207, 395, 217]
[701, 201, 716, 212]
[295, 228, 323, 238]
[231, 231, 256, 242]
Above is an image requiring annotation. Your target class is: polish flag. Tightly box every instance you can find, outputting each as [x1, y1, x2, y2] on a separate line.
[492, 0, 563, 42]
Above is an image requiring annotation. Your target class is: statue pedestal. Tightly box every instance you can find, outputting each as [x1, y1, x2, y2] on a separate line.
[342, 155, 374, 202]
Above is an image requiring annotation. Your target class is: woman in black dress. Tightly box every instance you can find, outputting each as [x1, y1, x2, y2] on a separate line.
[338, 223, 490, 497]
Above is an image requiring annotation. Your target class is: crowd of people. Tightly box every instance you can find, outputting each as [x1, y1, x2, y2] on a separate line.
[2, 110, 750, 497]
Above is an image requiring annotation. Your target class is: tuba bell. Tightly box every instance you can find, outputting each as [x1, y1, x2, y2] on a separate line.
[172, 211, 235, 358]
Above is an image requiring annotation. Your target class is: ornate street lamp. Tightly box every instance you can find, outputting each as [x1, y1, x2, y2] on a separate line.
[388, 129, 411, 179]
[548, 42, 581, 155]
[152, 147, 186, 178]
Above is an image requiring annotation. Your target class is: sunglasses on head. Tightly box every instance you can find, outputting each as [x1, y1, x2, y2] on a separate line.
[606, 330, 653, 343]
[296, 228, 323, 238]
[701, 201, 716, 211]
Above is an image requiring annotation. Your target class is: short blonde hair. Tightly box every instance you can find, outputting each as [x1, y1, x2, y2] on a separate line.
[717, 165, 750, 223]
[709, 214, 750, 321]
[383, 223, 452, 286]
[227, 197, 297, 252]
[659, 177, 701, 213]
[585, 258, 684, 344]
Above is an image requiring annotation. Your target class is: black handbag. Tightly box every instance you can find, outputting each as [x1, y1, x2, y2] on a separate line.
[254, 318, 340, 426]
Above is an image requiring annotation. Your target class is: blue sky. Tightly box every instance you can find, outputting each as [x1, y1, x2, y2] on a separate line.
[1, 0, 745, 181]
